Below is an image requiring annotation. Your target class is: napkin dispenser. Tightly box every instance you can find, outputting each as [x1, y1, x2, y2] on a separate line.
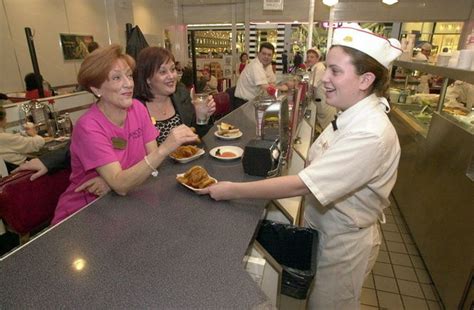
[242, 139, 281, 177]
[261, 97, 290, 157]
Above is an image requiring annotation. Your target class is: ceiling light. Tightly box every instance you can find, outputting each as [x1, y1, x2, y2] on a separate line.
[382, 0, 398, 5]
[322, 0, 338, 6]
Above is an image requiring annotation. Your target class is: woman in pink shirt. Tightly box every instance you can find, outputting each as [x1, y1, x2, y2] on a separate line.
[52, 45, 198, 225]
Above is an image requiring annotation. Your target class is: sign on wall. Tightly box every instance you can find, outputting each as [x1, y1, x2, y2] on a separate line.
[60, 34, 94, 60]
[263, 0, 284, 11]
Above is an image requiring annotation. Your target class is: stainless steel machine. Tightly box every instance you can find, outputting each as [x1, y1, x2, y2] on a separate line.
[242, 96, 290, 177]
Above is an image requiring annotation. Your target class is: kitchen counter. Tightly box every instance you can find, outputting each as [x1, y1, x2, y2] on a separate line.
[0, 102, 271, 308]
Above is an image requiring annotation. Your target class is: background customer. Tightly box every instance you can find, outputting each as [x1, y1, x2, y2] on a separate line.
[235, 42, 287, 106]
[0, 106, 45, 173]
[133, 46, 216, 144]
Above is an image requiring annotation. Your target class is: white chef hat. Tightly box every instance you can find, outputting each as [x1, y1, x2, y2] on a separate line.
[307, 47, 322, 58]
[332, 23, 402, 69]
[420, 43, 432, 51]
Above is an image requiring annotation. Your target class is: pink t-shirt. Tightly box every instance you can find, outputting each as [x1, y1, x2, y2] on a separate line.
[52, 99, 159, 224]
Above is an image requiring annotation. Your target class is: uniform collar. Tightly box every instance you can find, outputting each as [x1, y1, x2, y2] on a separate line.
[334, 94, 389, 131]
[254, 56, 269, 69]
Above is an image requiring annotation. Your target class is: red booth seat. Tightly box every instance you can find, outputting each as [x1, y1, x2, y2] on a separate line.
[212, 91, 232, 120]
[0, 169, 70, 241]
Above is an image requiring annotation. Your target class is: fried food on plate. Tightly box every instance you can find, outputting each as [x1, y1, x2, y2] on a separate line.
[170, 145, 200, 159]
[442, 106, 469, 116]
[217, 122, 241, 136]
[177, 165, 217, 189]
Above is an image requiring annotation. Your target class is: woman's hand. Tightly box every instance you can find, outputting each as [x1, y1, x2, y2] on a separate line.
[11, 158, 48, 181]
[206, 95, 217, 116]
[23, 122, 38, 137]
[159, 124, 199, 155]
[74, 176, 111, 197]
[190, 87, 216, 116]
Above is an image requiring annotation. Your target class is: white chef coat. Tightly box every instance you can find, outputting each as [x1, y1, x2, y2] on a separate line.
[446, 81, 474, 110]
[235, 57, 276, 101]
[413, 52, 428, 61]
[298, 94, 400, 309]
[309, 62, 337, 130]
[0, 128, 45, 165]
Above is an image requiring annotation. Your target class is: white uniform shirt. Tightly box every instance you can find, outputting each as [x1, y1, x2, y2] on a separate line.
[0, 128, 45, 165]
[299, 94, 400, 230]
[309, 62, 337, 130]
[446, 81, 474, 110]
[413, 52, 428, 61]
[235, 57, 276, 101]
[309, 62, 326, 88]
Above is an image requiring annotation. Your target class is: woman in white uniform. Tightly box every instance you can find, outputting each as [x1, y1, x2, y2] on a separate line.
[306, 47, 337, 129]
[201, 24, 402, 309]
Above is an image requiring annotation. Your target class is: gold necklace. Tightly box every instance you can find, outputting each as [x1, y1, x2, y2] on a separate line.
[148, 100, 170, 117]
[159, 104, 167, 115]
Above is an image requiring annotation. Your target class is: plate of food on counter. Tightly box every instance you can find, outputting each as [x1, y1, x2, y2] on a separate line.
[176, 165, 217, 193]
[209, 146, 244, 161]
[214, 122, 242, 140]
[169, 145, 205, 163]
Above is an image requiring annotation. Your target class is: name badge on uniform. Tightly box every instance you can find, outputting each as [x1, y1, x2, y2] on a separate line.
[111, 137, 127, 150]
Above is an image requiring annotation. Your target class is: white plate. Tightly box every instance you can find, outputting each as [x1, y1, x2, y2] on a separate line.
[209, 146, 244, 161]
[176, 173, 217, 193]
[214, 130, 243, 140]
[170, 148, 205, 163]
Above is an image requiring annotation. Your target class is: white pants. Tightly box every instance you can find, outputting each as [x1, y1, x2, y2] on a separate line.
[306, 222, 381, 309]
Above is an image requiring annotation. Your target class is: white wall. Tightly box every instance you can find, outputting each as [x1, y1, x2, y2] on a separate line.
[132, 0, 175, 46]
[0, 0, 134, 94]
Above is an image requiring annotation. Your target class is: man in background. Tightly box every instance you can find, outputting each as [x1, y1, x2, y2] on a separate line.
[282, 50, 288, 73]
[235, 42, 286, 107]
[414, 42, 432, 61]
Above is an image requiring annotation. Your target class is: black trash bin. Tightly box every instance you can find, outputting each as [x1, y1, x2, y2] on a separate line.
[256, 220, 319, 300]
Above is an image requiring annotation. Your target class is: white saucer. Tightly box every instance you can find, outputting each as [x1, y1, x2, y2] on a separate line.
[170, 148, 205, 163]
[209, 146, 244, 161]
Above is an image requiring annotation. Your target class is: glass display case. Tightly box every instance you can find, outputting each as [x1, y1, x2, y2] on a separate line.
[391, 60, 473, 309]
[390, 60, 474, 136]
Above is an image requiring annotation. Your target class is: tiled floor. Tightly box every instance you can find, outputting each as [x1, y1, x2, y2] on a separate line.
[360, 195, 445, 310]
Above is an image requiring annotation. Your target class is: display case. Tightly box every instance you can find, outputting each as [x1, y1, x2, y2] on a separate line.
[390, 60, 474, 309]
[391, 60, 474, 136]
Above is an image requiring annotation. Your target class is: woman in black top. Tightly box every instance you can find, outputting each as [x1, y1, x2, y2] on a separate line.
[133, 47, 216, 144]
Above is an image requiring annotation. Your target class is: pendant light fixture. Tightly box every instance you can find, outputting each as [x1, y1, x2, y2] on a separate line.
[322, 0, 338, 6]
[382, 0, 398, 5]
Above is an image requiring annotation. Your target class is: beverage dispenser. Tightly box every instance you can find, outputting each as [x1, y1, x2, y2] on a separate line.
[242, 96, 290, 177]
